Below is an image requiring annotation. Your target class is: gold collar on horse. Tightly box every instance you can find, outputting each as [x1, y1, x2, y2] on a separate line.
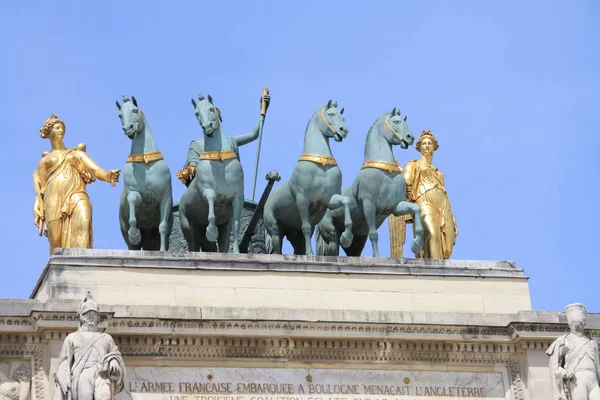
[299, 154, 338, 167]
[361, 159, 402, 173]
[126, 151, 164, 164]
[199, 150, 237, 162]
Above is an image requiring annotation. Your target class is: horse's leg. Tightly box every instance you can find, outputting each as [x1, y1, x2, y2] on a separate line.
[230, 193, 244, 253]
[291, 230, 308, 255]
[126, 191, 142, 246]
[218, 221, 232, 253]
[119, 212, 140, 250]
[179, 204, 198, 252]
[360, 198, 380, 257]
[158, 194, 173, 251]
[203, 188, 218, 243]
[263, 206, 282, 254]
[343, 234, 368, 257]
[327, 194, 353, 249]
[295, 193, 314, 255]
[393, 201, 424, 255]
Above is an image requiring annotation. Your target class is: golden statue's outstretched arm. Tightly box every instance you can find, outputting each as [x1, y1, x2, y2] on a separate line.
[76, 150, 120, 186]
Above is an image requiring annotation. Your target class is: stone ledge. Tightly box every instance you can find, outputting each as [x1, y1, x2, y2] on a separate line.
[42, 248, 523, 275]
[2, 301, 598, 328]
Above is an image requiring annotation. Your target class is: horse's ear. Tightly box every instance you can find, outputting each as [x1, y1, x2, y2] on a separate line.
[132, 96, 138, 107]
[115, 101, 121, 110]
[404, 116, 407, 121]
[340, 107, 344, 115]
[391, 107, 400, 116]
[326, 99, 333, 109]
[191, 98, 197, 109]
[208, 95, 213, 104]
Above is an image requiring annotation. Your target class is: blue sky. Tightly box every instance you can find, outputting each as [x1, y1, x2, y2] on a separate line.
[1, 1, 598, 312]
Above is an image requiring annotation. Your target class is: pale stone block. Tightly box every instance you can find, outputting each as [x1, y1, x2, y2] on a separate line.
[234, 288, 325, 309]
[318, 290, 415, 311]
[175, 287, 237, 307]
[413, 293, 485, 313]
[524, 349, 554, 400]
[483, 293, 532, 314]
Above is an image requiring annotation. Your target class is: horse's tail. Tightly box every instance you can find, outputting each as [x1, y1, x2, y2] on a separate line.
[316, 225, 340, 256]
[264, 227, 273, 254]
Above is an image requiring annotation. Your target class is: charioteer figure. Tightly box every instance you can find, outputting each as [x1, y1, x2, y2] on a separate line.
[177, 89, 270, 186]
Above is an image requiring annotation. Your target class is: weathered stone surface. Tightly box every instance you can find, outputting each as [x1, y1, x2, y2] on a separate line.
[116, 367, 506, 399]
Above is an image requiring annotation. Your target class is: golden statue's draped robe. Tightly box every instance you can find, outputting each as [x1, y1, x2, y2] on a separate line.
[403, 159, 458, 259]
[34, 148, 96, 254]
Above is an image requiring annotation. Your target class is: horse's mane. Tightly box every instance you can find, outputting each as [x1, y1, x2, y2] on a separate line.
[364, 111, 390, 158]
[304, 105, 327, 138]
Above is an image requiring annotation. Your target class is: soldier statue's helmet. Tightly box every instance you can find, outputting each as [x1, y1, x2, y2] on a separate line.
[77, 291, 99, 317]
[565, 303, 586, 323]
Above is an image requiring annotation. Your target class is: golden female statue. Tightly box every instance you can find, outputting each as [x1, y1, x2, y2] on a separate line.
[402, 130, 458, 259]
[33, 114, 120, 255]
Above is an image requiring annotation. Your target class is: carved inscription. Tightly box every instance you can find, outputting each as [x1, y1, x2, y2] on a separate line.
[115, 367, 507, 400]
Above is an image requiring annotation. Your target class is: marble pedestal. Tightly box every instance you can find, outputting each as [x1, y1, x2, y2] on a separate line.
[0, 249, 596, 400]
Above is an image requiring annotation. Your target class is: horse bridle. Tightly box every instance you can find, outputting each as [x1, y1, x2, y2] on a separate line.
[320, 109, 337, 135]
[384, 115, 406, 143]
[133, 108, 143, 134]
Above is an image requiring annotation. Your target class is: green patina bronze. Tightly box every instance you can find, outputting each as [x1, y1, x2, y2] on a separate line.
[263, 100, 354, 256]
[116, 96, 173, 251]
[179, 94, 261, 253]
[316, 108, 424, 257]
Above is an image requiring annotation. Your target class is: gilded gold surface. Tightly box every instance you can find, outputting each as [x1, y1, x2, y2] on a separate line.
[361, 159, 402, 173]
[401, 130, 458, 259]
[126, 151, 164, 164]
[176, 165, 196, 185]
[33, 114, 120, 255]
[199, 149, 237, 162]
[299, 154, 338, 166]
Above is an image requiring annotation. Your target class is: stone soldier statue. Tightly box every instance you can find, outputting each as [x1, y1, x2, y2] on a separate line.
[53, 292, 125, 400]
[547, 303, 600, 400]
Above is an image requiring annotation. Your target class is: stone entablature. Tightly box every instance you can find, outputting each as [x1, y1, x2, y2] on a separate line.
[0, 302, 599, 400]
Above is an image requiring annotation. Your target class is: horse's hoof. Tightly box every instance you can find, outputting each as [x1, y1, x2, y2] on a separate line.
[206, 225, 218, 242]
[411, 239, 423, 255]
[340, 231, 353, 248]
[129, 230, 142, 245]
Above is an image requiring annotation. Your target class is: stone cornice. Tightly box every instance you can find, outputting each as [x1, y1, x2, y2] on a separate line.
[1, 311, 598, 344]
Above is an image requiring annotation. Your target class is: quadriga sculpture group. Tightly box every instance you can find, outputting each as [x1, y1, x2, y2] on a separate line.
[33, 88, 457, 258]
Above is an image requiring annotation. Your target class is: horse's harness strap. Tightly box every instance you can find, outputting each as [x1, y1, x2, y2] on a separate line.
[126, 151, 164, 164]
[299, 154, 338, 166]
[361, 160, 402, 173]
[320, 109, 336, 134]
[200, 150, 237, 162]
[384, 116, 404, 143]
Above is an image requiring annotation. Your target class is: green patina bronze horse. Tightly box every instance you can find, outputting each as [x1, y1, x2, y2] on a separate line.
[263, 100, 353, 255]
[116, 96, 173, 251]
[178, 94, 248, 253]
[316, 108, 424, 257]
